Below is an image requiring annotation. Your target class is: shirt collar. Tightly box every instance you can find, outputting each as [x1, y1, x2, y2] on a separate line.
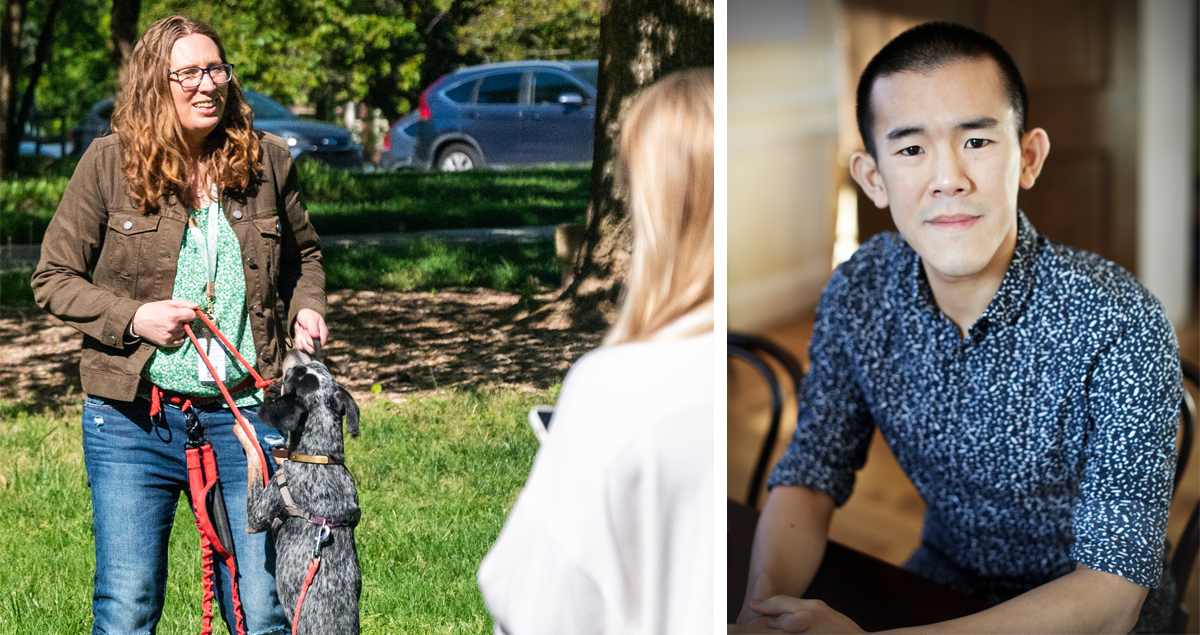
[908, 210, 1041, 331]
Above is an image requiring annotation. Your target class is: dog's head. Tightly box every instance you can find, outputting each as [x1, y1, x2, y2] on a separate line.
[260, 350, 359, 454]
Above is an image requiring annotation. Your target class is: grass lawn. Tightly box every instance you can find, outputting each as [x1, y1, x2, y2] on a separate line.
[0, 239, 559, 307]
[323, 240, 559, 295]
[0, 386, 553, 634]
[0, 164, 589, 245]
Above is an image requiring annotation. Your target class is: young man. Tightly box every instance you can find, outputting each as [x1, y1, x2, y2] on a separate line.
[736, 22, 1181, 634]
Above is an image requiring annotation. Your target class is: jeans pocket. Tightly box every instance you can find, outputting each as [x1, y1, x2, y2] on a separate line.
[84, 395, 115, 409]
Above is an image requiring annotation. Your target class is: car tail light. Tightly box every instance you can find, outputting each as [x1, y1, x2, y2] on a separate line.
[418, 87, 432, 120]
[417, 75, 444, 121]
[383, 122, 394, 151]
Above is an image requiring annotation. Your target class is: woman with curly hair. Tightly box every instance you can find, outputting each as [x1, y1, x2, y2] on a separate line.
[33, 15, 324, 634]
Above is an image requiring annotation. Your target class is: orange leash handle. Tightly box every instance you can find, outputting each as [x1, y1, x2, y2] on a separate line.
[184, 323, 270, 487]
[193, 311, 272, 389]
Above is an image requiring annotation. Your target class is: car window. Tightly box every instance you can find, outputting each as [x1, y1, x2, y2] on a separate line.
[476, 73, 522, 104]
[568, 65, 598, 88]
[402, 122, 418, 137]
[97, 101, 115, 119]
[444, 80, 476, 104]
[532, 72, 587, 105]
[242, 92, 296, 120]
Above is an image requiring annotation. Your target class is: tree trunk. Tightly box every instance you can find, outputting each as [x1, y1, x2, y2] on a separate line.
[109, 0, 141, 88]
[1, 0, 28, 179]
[16, 0, 62, 145]
[536, 0, 714, 331]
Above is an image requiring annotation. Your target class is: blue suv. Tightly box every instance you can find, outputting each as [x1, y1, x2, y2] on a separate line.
[413, 60, 598, 171]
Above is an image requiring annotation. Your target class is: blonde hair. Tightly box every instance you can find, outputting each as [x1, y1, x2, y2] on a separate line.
[604, 68, 714, 346]
[111, 16, 259, 213]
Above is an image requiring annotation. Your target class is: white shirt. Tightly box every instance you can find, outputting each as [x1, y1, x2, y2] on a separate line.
[478, 330, 715, 635]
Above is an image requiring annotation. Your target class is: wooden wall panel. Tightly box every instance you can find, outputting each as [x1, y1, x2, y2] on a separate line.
[841, 0, 1137, 272]
[1019, 153, 1107, 255]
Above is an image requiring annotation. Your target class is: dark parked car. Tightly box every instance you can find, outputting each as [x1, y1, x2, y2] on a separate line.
[379, 111, 420, 171]
[73, 98, 116, 156]
[413, 60, 598, 171]
[73, 91, 363, 169]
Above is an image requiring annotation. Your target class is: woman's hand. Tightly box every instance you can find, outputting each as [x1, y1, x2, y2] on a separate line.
[132, 299, 199, 347]
[293, 308, 327, 355]
[747, 597, 866, 634]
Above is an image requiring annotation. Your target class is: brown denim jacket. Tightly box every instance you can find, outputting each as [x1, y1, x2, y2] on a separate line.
[32, 132, 325, 401]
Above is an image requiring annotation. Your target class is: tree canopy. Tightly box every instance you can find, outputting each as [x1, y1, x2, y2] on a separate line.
[457, 0, 599, 63]
[5, 0, 601, 137]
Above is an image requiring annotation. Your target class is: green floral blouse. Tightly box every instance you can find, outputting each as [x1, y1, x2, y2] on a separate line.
[143, 198, 262, 407]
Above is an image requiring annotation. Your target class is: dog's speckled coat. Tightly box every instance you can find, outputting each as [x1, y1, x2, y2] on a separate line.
[248, 351, 361, 634]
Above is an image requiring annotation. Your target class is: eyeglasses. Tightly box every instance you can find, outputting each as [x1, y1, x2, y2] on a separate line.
[168, 63, 235, 89]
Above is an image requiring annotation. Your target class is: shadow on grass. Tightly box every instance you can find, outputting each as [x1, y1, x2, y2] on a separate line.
[320, 287, 604, 398]
[0, 285, 605, 412]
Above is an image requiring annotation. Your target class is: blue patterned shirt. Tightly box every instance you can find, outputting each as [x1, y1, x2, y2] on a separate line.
[769, 211, 1181, 591]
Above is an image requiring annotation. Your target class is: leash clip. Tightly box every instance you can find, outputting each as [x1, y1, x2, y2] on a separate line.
[312, 521, 331, 558]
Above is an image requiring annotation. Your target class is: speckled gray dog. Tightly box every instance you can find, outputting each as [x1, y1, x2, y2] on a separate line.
[248, 351, 361, 634]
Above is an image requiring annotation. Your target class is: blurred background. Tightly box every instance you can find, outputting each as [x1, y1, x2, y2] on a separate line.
[1, 0, 600, 175]
[727, 0, 1198, 631]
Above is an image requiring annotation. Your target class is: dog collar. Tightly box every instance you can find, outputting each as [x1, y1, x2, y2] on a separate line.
[272, 448, 344, 465]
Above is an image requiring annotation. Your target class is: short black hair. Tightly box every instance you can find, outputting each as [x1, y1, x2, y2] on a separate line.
[856, 21, 1028, 159]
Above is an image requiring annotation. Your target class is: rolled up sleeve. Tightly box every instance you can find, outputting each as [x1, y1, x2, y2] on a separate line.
[767, 270, 874, 506]
[1071, 301, 1180, 588]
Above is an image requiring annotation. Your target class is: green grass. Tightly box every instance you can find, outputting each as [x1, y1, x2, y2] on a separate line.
[0, 268, 35, 306]
[323, 240, 558, 294]
[298, 162, 588, 236]
[0, 164, 589, 245]
[0, 386, 553, 634]
[1, 177, 70, 246]
[0, 240, 559, 306]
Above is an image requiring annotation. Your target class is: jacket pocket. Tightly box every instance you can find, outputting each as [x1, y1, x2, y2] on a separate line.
[99, 212, 161, 284]
[253, 216, 282, 279]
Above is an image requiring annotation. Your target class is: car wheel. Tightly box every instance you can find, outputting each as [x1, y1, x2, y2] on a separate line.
[436, 143, 481, 171]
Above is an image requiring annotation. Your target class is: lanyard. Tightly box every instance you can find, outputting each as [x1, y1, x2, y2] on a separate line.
[187, 189, 221, 317]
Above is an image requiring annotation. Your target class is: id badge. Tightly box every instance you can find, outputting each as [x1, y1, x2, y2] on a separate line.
[197, 338, 228, 383]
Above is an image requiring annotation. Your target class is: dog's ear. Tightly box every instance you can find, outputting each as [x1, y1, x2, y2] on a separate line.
[333, 385, 360, 438]
[258, 392, 308, 432]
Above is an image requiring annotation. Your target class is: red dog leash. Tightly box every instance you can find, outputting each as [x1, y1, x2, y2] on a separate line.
[149, 310, 276, 634]
[185, 400, 250, 635]
[183, 311, 272, 487]
[291, 522, 331, 635]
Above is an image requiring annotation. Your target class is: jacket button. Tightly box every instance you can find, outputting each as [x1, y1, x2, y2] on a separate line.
[123, 221, 133, 230]
[233, 210, 243, 220]
[247, 257, 257, 268]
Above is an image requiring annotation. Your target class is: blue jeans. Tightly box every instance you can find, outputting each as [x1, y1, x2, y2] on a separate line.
[82, 395, 289, 635]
